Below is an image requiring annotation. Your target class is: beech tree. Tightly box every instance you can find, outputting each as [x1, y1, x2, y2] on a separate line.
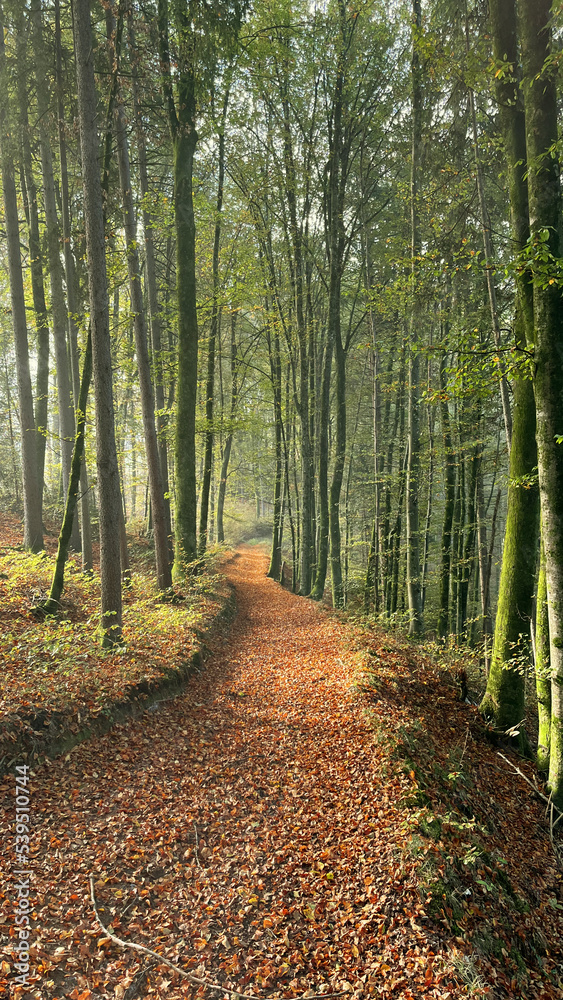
[157, 0, 200, 570]
[406, 0, 423, 634]
[107, 4, 172, 590]
[0, 2, 43, 552]
[73, 0, 122, 646]
[518, 0, 563, 807]
[479, 0, 539, 749]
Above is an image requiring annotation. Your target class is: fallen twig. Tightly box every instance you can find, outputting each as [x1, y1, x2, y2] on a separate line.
[496, 752, 555, 808]
[194, 822, 202, 868]
[123, 959, 157, 1000]
[90, 876, 346, 999]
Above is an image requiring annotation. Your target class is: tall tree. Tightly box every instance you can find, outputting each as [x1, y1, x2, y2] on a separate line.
[158, 0, 199, 570]
[199, 77, 232, 556]
[15, 11, 50, 505]
[73, 0, 122, 645]
[108, 6, 172, 589]
[128, 12, 172, 559]
[479, 0, 539, 749]
[325, 0, 350, 610]
[55, 0, 93, 571]
[405, 0, 423, 635]
[0, 3, 43, 552]
[518, 0, 563, 805]
[31, 0, 80, 550]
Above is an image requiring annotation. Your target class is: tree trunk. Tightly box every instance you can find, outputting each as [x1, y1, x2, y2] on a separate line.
[310, 332, 334, 600]
[199, 82, 230, 555]
[110, 19, 172, 589]
[281, 84, 313, 594]
[518, 0, 563, 804]
[267, 311, 284, 581]
[31, 0, 80, 550]
[476, 464, 492, 671]
[535, 543, 551, 771]
[479, 0, 539, 747]
[458, 436, 480, 639]
[158, 0, 198, 570]
[217, 311, 238, 544]
[420, 393, 434, 613]
[0, 5, 43, 552]
[325, 2, 349, 610]
[43, 332, 92, 614]
[55, 0, 93, 571]
[128, 14, 172, 562]
[16, 17, 49, 505]
[466, 10, 512, 451]
[329, 332, 346, 608]
[406, 0, 423, 635]
[479, 357, 539, 744]
[73, 0, 122, 646]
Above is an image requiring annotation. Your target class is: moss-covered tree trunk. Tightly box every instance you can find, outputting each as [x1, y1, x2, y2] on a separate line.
[43, 332, 92, 614]
[479, 366, 539, 741]
[479, 0, 539, 746]
[535, 544, 551, 771]
[518, 0, 563, 805]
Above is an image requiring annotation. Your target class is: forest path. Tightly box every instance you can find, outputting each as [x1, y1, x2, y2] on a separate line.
[5, 546, 451, 999]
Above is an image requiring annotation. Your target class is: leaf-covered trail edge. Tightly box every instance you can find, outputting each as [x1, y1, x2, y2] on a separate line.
[1, 546, 563, 1000]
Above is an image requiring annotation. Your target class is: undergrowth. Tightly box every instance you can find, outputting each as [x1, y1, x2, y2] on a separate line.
[0, 514, 231, 763]
[349, 617, 563, 997]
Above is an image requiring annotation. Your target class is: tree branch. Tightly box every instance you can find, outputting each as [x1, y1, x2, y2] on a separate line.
[90, 876, 346, 999]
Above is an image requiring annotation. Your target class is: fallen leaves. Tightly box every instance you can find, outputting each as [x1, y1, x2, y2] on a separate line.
[1, 543, 563, 998]
[0, 515, 228, 771]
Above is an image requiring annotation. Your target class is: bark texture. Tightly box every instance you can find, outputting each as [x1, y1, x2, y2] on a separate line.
[73, 0, 122, 645]
[518, 0, 563, 805]
[0, 5, 43, 551]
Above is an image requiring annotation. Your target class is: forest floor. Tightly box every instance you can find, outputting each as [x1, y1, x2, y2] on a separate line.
[0, 512, 232, 770]
[2, 542, 563, 1000]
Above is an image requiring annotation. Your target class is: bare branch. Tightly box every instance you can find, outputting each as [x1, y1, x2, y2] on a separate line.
[90, 876, 346, 1000]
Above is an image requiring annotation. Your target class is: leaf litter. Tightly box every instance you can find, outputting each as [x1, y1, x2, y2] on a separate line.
[1, 546, 563, 999]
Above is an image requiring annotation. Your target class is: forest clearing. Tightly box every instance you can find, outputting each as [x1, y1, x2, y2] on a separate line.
[2, 540, 563, 1000]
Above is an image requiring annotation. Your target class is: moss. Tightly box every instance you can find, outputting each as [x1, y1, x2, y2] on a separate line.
[403, 789, 432, 809]
[548, 717, 563, 809]
[418, 813, 442, 839]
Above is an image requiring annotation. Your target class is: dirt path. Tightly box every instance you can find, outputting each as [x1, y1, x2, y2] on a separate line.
[2, 547, 458, 999]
